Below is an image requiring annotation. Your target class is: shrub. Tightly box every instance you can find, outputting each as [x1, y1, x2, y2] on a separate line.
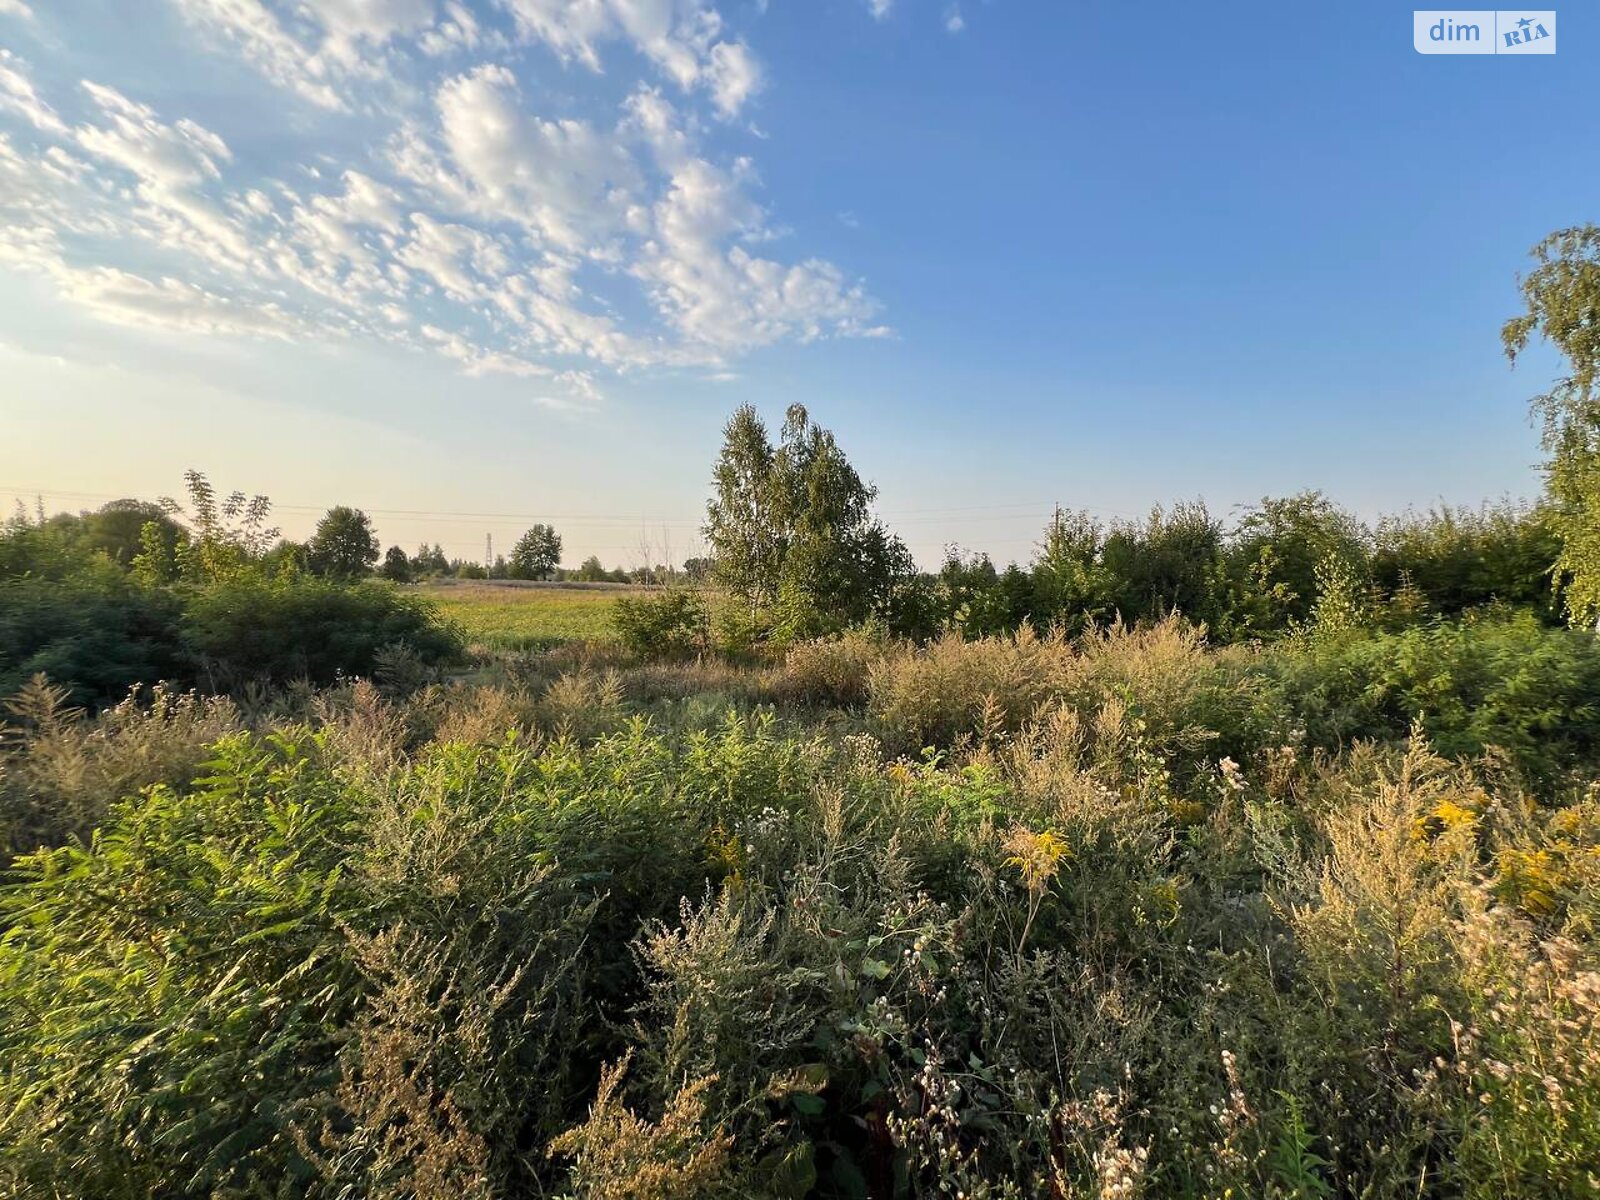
[778, 627, 886, 707]
[0, 675, 241, 855]
[1372, 502, 1559, 618]
[539, 667, 627, 740]
[1423, 907, 1600, 1197]
[0, 571, 186, 705]
[1262, 611, 1600, 781]
[182, 576, 463, 688]
[867, 626, 1074, 750]
[2, 615, 1598, 1198]
[612, 590, 709, 660]
[1064, 617, 1277, 777]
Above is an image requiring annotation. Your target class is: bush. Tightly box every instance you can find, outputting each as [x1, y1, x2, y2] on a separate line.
[778, 627, 886, 707]
[182, 576, 463, 688]
[539, 667, 627, 740]
[1064, 618, 1276, 776]
[612, 590, 709, 659]
[866, 618, 1273, 774]
[0, 571, 187, 705]
[0, 675, 240, 855]
[868, 626, 1074, 750]
[1263, 610, 1600, 781]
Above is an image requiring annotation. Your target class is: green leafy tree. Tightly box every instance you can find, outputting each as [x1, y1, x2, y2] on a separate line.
[380, 545, 413, 583]
[411, 543, 449, 577]
[705, 404, 913, 640]
[510, 525, 562, 580]
[1372, 502, 1558, 618]
[705, 404, 784, 614]
[306, 506, 379, 580]
[1504, 224, 1600, 625]
[575, 555, 609, 582]
[130, 520, 180, 587]
[261, 539, 309, 578]
[1031, 507, 1114, 633]
[158, 470, 277, 583]
[1101, 501, 1227, 627]
[84, 500, 182, 568]
[1224, 492, 1370, 634]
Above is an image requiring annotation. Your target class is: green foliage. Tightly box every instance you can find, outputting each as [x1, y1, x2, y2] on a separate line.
[1504, 224, 1600, 625]
[80, 500, 184, 568]
[705, 404, 915, 642]
[1225, 492, 1370, 633]
[182, 575, 462, 688]
[705, 404, 784, 612]
[0, 569, 187, 705]
[1373, 502, 1559, 618]
[0, 500, 183, 582]
[1, 634, 1599, 1196]
[0, 478, 467, 703]
[576, 554, 610, 582]
[1101, 500, 1227, 629]
[511, 524, 563, 580]
[1032, 506, 1116, 634]
[307, 505, 380, 579]
[1264, 609, 1600, 782]
[160, 469, 278, 584]
[0, 675, 240, 855]
[613, 589, 710, 659]
[925, 496, 1557, 647]
[1267, 1093, 1333, 1198]
[381, 543, 413, 582]
[412, 543, 451, 577]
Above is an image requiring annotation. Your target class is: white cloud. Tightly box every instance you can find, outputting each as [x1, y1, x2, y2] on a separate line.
[63, 265, 307, 337]
[0, 6, 885, 404]
[420, 322, 545, 375]
[867, 0, 892, 19]
[396, 211, 507, 299]
[0, 51, 67, 135]
[634, 153, 882, 351]
[171, 0, 346, 108]
[420, 64, 640, 253]
[500, 0, 763, 116]
[311, 0, 436, 54]
[73, 81, 253, 266]
[705, 40, 762, 120]
[0, 0, 34, 18]
[169, 0, 455, 105]
[418, 1, 487, 55]
[0, 223, 305, 338]
[944, 6, 964, 33]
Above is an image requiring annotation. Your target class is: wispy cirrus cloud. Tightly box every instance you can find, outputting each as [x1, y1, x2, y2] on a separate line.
[0, 2, 883, 409]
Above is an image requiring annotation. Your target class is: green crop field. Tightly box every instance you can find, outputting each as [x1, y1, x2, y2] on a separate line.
[417, 581, 646, 650]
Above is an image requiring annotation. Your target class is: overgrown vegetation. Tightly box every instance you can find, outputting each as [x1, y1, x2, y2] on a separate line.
[4, 616, 1599, 1197]
[0, 472, 463, 703]
[3, 229, 1600, 1196]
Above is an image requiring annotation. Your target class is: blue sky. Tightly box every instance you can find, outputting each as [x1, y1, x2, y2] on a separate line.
[0, 1, 1591, 567]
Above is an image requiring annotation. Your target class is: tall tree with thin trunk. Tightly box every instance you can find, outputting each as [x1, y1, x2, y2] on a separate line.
[1504, 224, 1600, 626]
[705, 404, 784, 614]
[705, 403, 912, 638]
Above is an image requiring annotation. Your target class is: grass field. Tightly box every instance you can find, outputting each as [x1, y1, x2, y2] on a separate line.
[418, 581, 645, 650]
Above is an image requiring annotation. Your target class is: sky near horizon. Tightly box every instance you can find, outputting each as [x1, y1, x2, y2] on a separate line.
[0, 1, 1592, 568]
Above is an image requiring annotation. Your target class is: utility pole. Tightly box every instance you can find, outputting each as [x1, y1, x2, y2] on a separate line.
[485, 533, 492, 571]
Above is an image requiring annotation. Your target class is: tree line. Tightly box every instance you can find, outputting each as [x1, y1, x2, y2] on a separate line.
[692, 223, 1600, 646]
